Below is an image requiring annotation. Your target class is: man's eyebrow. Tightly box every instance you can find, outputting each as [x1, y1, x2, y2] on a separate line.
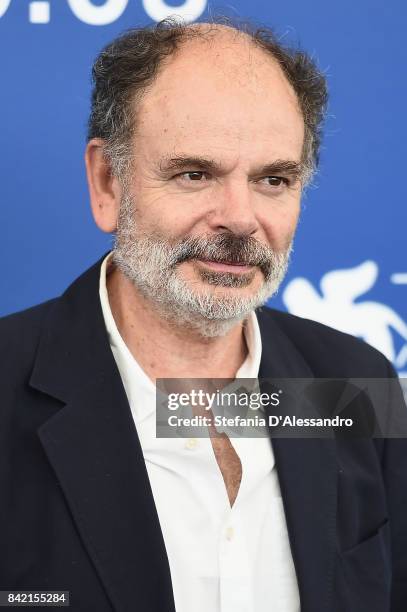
[256, 160, 305, 180]
[157, 155, 305, 180]
[158, 155, 221, 174]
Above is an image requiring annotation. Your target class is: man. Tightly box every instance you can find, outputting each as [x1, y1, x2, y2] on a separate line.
[0, 17, 406, 612]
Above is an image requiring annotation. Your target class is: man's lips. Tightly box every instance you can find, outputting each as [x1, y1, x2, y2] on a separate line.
[194, 258, 255, 273]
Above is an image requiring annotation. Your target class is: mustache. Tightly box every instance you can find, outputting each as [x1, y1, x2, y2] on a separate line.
[170, 233, 287, 277]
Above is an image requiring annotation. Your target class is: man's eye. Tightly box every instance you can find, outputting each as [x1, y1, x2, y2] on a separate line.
[177, 171, 208, 181]
[259, 176, 289, 187]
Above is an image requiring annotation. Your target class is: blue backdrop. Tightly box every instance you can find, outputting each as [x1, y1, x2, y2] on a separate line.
[1, 0, 406, 376]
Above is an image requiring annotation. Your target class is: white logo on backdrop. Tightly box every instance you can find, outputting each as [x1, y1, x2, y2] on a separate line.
[1, 0, 207, 24]
[282, 261, 407, 374]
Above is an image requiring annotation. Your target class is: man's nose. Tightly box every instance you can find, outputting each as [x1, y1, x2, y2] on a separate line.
[208, 181, 259, 236]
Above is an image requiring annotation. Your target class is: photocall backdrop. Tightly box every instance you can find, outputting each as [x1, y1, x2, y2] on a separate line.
[1, 0, 406, 377]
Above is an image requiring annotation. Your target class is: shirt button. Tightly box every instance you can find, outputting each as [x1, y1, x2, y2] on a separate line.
[225, 526, 234, 541]
[185, 438, 198, 450]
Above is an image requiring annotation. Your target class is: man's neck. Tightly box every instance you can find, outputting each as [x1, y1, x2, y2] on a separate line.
[106, 266, 248, 382]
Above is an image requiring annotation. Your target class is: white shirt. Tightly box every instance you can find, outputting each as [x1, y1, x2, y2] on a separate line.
[99, 253, 300, 612]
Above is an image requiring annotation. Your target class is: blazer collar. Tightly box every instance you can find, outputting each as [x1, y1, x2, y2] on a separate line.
[29, 256, 336, 612]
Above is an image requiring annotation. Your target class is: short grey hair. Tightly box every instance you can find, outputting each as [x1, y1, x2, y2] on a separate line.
[88, 17, 328, 184]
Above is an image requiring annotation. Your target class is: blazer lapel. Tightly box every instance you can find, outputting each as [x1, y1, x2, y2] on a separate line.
[29, 255, 175, 612]
[256, 307, 337, 612]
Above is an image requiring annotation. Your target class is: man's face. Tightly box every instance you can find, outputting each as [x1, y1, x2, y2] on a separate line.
[113, 31, 305, 335]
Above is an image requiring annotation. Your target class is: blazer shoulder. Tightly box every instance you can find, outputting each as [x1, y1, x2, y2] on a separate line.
[257, 306, 394, 378]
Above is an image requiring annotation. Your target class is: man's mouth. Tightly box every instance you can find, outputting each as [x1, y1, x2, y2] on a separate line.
[194, 258, 255, 273]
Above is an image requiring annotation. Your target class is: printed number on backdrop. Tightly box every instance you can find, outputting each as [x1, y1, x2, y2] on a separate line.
[142, 0, 207, 22]
[0, 0, 11, 19]
[67, 0, 129, 25]
[1, 0, 207, 24]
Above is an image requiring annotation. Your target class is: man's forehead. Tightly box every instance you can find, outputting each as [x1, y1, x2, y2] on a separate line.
[132, 26, 304, 163]
[137, 125, 303, 170]
[138, 61, 301, 131]
[135, 93, 303, 167]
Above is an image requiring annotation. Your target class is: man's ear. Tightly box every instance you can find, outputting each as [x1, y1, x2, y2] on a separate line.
[85, 138, 122, 233]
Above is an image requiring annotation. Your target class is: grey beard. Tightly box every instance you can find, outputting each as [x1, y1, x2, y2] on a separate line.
[112, 192, 293, 337]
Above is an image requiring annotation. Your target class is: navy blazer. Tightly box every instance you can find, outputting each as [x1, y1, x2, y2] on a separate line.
[0, 254, 406, 611]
